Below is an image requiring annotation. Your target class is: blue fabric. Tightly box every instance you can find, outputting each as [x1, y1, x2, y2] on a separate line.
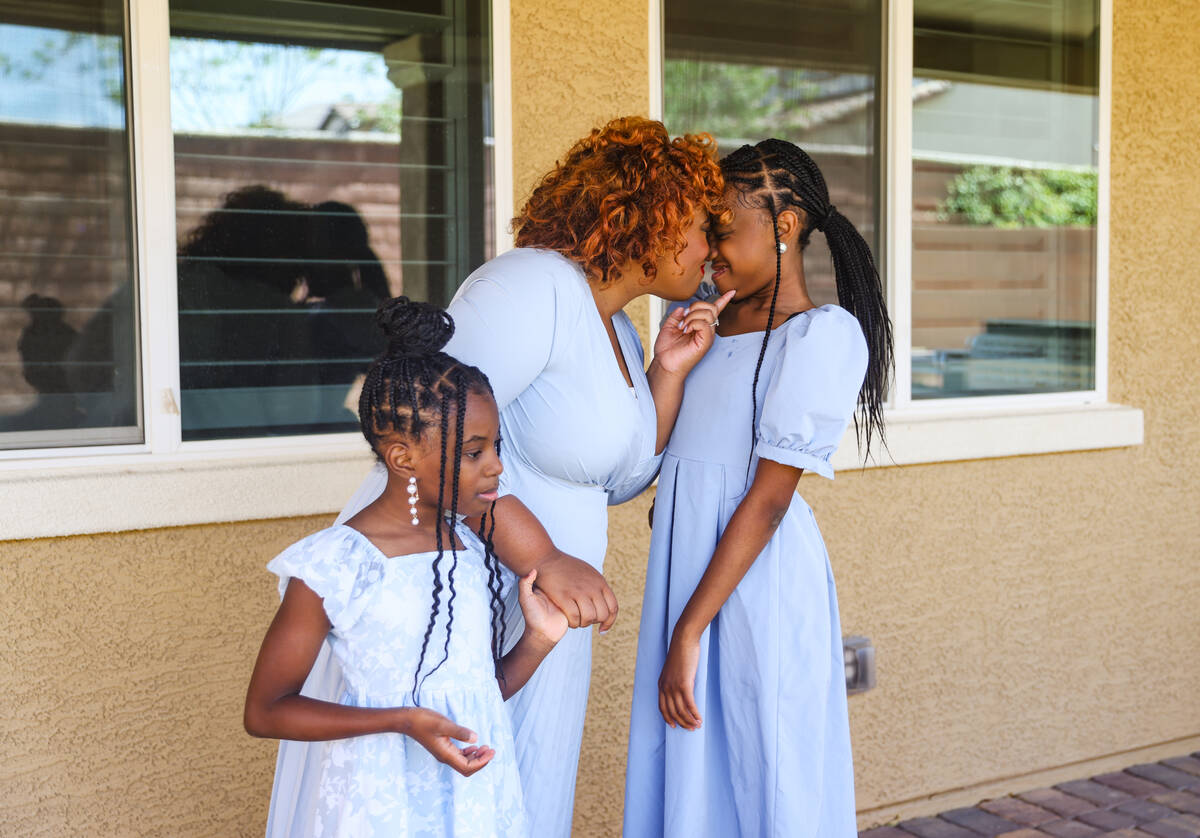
[624, 304, 866, 838]
[323, 249, 660, 838]
[267, 524, 526, 838]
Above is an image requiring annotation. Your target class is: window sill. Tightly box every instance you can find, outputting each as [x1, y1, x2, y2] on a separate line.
[1, 437, 376, 541]
[830, 401, 1144, 472]
[2, 403, 1143, 541]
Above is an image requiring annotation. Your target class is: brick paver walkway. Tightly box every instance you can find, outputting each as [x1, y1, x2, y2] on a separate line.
[862, 754, 1200, 838]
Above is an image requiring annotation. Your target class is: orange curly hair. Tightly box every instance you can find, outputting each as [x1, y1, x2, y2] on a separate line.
[513, 116, 725, 285]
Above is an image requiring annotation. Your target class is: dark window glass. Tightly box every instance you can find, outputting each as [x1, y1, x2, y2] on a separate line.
[0, 2, 140, 449]
[911, 0, 1099, 399]
[663, 0, 883, 307]
[170, 0, 492, 440]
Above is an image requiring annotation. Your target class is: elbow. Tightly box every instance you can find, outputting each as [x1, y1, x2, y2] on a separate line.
[243, 701, 271, 738]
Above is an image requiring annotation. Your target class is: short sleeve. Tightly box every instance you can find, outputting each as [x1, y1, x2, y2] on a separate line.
[445, 249, 563, 411]
[755, 307, 868, 480]
[266, 528, 382, 632]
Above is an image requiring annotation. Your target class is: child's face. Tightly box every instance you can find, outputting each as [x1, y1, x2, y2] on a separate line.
[410, 390, 504, 519]
[708, 191, 781, 299]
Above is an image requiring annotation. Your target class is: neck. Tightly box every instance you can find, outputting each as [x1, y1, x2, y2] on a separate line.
[732, 260, 814, 326]
[589, 262, 648, 319]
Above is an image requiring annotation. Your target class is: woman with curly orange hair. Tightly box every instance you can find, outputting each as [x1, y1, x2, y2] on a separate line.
[315, 116, 731, 836]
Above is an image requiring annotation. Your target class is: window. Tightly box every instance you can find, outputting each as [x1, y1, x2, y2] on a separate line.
[0, 1, 141, 450]
[661, 0, 1110, 415]
[0, 0, 494, 448]
[910, 0, 1099, 400]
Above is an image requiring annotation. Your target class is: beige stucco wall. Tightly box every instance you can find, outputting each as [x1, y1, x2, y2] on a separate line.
[3, 0, 1199, 835]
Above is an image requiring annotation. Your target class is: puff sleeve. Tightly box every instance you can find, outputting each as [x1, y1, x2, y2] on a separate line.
[444, 249, 561, 411]
[755, 307, 868, 480]
[266, 528, 382, 633]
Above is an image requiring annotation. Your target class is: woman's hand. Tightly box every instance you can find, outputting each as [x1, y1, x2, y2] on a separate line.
[517, 569, 569, 648]
[535, 552, 619, 632]
[658, 628, 703, 731]
[652, 290, 735, 377]
[403, 707, 495, 776]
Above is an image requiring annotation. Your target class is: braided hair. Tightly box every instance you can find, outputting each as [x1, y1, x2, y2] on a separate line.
[720, 139, 894, 457]
[358, 297, 508, 702]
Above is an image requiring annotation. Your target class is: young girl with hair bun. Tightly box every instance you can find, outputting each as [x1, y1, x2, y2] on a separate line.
[624, 139, 894, 837]
[244, 297, 568, 838]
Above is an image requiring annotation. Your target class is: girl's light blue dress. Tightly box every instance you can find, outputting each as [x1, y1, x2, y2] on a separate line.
[624, 304, 867, 838]
[274, 249, 661, 838]
[267, 523, 525, 838]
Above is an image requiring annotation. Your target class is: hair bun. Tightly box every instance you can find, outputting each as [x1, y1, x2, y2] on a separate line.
[375, 296, 455, 357]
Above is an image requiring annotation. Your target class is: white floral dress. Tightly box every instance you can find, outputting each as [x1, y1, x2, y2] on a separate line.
[267, 523, 526, 838]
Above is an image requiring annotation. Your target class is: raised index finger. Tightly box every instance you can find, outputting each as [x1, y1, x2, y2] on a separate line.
[713, 288, 736, 313]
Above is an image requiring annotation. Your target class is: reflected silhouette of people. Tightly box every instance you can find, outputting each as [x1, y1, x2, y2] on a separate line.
[0, 294, 82, 431]
[304, 201, 388, 386]
[177, 185, 314, 436]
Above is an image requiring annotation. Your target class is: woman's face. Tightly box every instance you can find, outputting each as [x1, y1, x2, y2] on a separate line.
[647, 213, 712, 301]
[708, 190, 780, 300]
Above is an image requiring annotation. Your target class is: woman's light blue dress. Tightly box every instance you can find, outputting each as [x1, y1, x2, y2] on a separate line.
[267, 523, 526, 838]
[269, 249, 661, 838]
[624, 304, 867, 838]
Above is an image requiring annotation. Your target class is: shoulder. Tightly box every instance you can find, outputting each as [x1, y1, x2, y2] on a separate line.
[780, 304, 865, 352]
[455, 248, 589, 306]
[268, 525, 370, 578]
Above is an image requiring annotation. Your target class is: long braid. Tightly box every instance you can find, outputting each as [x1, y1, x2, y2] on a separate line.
[746, 198, 783, 476]
[720, 141, 894, 457]
[429, 381, 468, 682]
[411, 389, 453, 704]
[479, 502, 505, 681]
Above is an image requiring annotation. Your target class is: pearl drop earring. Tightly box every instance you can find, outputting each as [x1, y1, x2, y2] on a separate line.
[407, 476, 420, 526]
[777, 242, 788, 254]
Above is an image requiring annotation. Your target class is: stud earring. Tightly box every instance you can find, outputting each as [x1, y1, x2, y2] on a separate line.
[407, 476, 420, 526]
[777, 242, 788, 254]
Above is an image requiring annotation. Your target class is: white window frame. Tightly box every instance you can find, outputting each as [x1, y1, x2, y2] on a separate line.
[0, 0, 514, 540]
[649, 0, 1140, 473]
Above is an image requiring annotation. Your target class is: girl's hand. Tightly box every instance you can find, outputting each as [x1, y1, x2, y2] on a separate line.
[517, 570, 569, 647]
[658, 630, 702, 731]
[403, 707, 495, 776]
[652, 290, 735, 377]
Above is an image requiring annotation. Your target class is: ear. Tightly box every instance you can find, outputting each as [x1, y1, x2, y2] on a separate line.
[379, 438, 415, 477]
[775, 208, 802, 247]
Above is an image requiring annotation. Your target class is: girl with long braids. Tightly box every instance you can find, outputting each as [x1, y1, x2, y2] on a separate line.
[624, 139, 893, 837]
[330, 116, 730, 837]
[244, 298, 568, 837]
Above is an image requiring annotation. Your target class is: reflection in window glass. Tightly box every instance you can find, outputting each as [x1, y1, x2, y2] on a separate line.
[170, 0, 492, 440]
[911, 0, 1099, 399]
[0, 5, 140, 449]
[663, 0, 882, 306]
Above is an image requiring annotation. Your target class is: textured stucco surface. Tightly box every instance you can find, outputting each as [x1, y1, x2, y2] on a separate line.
[4, 1, 1200, 836]
[0, 516, 326, 836]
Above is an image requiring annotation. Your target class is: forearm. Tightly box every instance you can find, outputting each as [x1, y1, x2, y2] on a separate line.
[647, 359, 687, 454]
[497, 631, 557, 700]
[244, 694, 407, 742]
[673, 493, 788, 642]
